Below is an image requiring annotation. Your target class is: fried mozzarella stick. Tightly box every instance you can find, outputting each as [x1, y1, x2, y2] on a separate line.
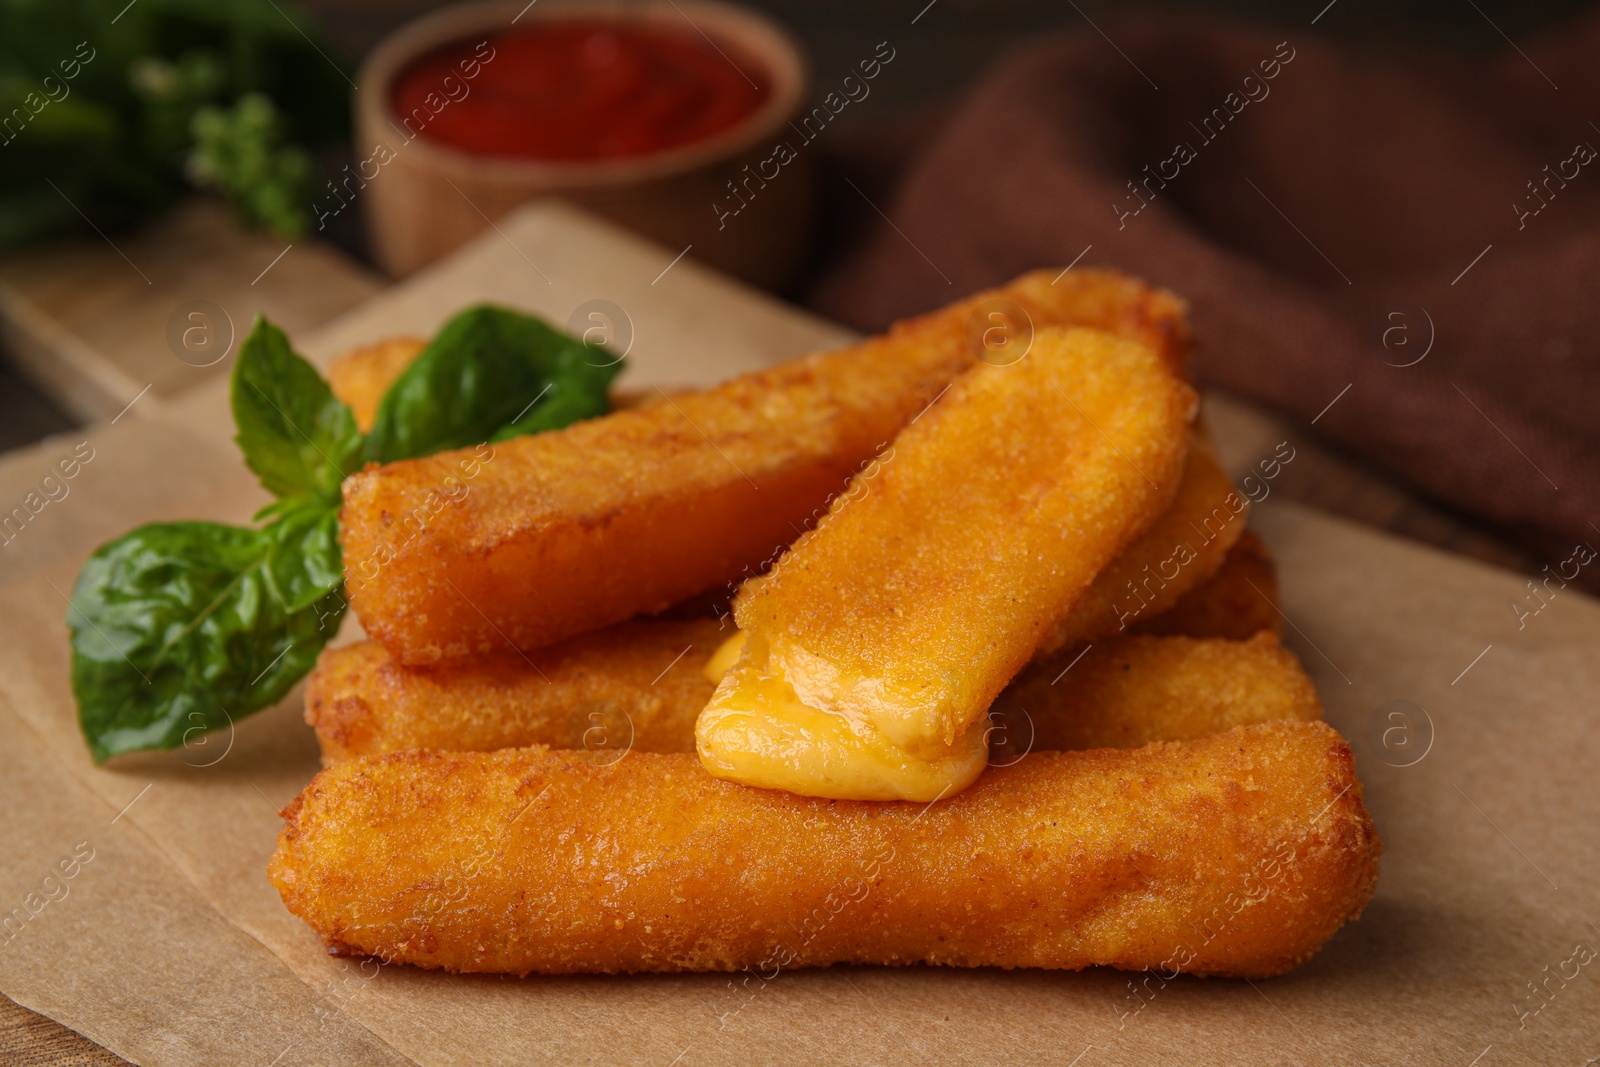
[270, 721, 1380, 978]
[307, 625, 1316, 764]
[340, 270, 1191, 666]
[994, 632, 1317, 758]
[699, 327, 1195, 801]
[306, 618, 725, 765]
[1045, 431, 1247, 652]
[1135, 527, 1281, 640]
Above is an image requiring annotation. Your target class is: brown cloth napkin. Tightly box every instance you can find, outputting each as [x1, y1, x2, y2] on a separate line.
[809, 13, 1600, 588]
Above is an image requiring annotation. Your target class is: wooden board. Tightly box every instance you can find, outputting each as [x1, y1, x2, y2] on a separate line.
[0, 200, 382, 424]
[0, 204, 1594, 1066]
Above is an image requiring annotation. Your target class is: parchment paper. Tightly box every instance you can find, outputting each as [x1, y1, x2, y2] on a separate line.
[2, 204, 1595, 1066]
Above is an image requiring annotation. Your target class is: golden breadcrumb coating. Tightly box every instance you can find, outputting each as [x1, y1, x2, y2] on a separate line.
[306, 618, 725, 765]
[1045, 431, 1247, 652]
[1135, 528, 1281, 639]
[339, 270, 1191, 666]
[996, 632, 1319, 757]
[269, 721, 1379, 979]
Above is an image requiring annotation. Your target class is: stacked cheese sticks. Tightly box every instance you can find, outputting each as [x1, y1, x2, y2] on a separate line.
[271, 271, 1380, 980]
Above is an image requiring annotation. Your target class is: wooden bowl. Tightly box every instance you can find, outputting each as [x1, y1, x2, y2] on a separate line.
[354, 0, 813, 288]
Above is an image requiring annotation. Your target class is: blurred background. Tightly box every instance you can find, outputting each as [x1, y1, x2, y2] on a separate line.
[2, 0, 1593, 450]
[2, 0, 1597, 566]
[3, 0, 1587, 447]
[303, 0, 1595, 128]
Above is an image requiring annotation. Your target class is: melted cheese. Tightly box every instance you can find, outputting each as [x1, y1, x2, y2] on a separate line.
[703, 630, 746, 681]
[695, 631, 988, 801]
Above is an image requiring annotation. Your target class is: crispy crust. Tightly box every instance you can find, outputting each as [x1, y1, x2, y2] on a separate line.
[305, 618, 725, 765]
[997, 631, 1320, 756]
[339, 270, 1192, 666]
[1044, 431, 1247, 652]
[1135, 528, 1281, 640]
[269, 721, 1380, 978]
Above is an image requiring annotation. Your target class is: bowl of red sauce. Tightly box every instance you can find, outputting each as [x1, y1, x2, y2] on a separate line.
[355, 0, 810, 286]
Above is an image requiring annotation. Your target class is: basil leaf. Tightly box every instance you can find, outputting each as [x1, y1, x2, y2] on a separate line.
[489, 341, 622, 441]
[68, 521, 346, 763]
[364, 305, 621, 463]
[263, 497, 344, 612]
[232, 315, 362, 503]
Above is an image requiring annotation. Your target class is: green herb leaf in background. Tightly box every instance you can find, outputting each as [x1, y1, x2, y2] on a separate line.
[364, 305, 622, 464]
[0, 0, 350, 245]
[69, 305, 623, 762]
[232, 315, 362, 504]
[187, 92, 315, 239]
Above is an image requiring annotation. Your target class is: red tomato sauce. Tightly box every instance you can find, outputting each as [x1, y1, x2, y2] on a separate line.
[391, 20, 770, 162]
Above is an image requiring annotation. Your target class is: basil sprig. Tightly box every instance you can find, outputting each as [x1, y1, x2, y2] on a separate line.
[231, 317, 362, 504]
[364, 305, 617, 462]
[69, 305, 621, 762]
